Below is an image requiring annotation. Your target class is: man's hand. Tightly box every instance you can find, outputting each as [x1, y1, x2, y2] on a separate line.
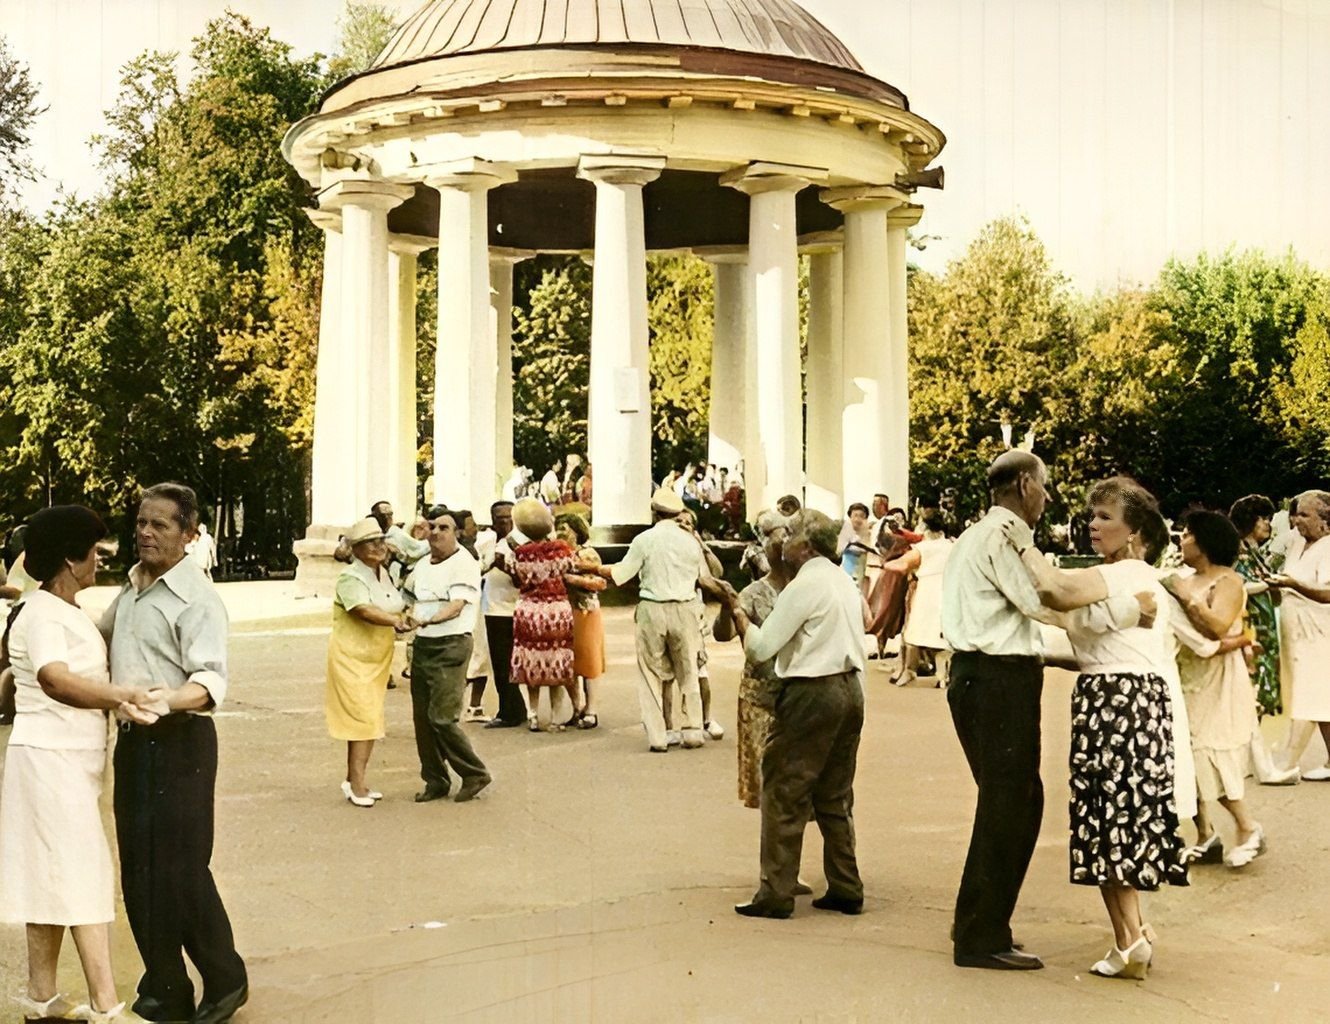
[1133, 591, 1157, 629]
[115, 701, 160, 726]
[996, 516, 1034, 553]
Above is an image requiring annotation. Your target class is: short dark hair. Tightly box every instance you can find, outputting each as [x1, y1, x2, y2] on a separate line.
[370, 500, 391, 513]
[140, 482, 199, 531]
[1228, 494, 1276, 536]
[425, 506, 460, 528]
[24, 506, 108, 582]
[1182, 509, 1241, 567]
[453, 508, 474, 527]
[555, 511, 591, 545]
[846, 502, 869, 517]
[1139, 509, 1170, 566]
[1087, 477, 1160, 534]
[490, 500, 514, 516]
[922, 509, 947, 533]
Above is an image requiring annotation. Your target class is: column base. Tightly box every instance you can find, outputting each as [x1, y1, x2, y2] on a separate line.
[293, 524, 347, 599]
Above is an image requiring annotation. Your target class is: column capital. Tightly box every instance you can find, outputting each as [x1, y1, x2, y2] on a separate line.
[888, 203, 926, 229]
[420, 157, 517, 192]
[576, 153, 666, 187]
[692, 245, 749, 265]
[305, 208, 342, 233]
[389, 233, 437, 256]
[721, 161, 828, 196]
[318, 177, 414, 213]
[797, 229, 844, 254]
[489, 246, 538, 265]
[821, 184, 911, 213]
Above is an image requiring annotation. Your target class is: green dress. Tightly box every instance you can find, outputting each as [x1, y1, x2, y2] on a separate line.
[1234, 541, 1282, 717]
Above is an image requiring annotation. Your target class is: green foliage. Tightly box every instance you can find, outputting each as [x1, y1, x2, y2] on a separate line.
[0, 35, 43, 201]
[325, 2, 399, 84]
[648, 254, 713, 476]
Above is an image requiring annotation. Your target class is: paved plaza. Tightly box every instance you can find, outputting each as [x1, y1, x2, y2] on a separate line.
[1, 589, 1325, 1023]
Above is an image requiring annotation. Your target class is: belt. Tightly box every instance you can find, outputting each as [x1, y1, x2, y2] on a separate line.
[951, 650, 1042, 667]
[118, 712, 201, 733]
[639, 597, 692, 604]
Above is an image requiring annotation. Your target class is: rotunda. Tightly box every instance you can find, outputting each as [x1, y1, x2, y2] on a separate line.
[283, 0, 944, 582]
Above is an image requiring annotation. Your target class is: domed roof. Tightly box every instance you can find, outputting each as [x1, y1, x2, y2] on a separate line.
[372, 0, 864, 75]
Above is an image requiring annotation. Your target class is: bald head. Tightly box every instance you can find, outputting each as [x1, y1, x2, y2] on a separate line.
[988, 450, 1049, 528]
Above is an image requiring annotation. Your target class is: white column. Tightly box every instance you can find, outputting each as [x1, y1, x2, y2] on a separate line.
[825, 186, 908, 509]
[804, 246, 845, 515]
[886, 204, 923, 509]
[723, 162, 825, 516]
[388, 236, 434, 520]
[426, 160, 515, 514]
[307, 209, 346, 526]
[577, 154, 666, 528]
[703, 253, 748, 477]
[489, 250, 533, 489]
[319, 179, 413, 519]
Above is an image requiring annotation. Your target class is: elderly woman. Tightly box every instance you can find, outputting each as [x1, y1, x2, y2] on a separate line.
[1164, 511, 1267, 867]
[1267, 490, 1330, 781]
[0, 507, 156, 1023]
[1009, 478, 1188, 980]
[555, 511, 607, 728]
[510, 498, 600, 730]
[895, 510, 955, 687]
[713, 511, 790, 808]
[836, 503, 874, 586]
[327, 517, 409, 807]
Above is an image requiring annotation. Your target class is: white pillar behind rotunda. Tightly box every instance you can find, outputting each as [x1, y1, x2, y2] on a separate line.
[886, 205, 923, 509]
[825, 186, 908, 510]
[489, 251, 532, 489]
[388, 236, 433, 520]
[307, 209, 346, 526]
[319, 179, 412, 519]
[577, 154, 666, 528]
[723, 163, 826, 515]
[704, 254, 748, 478]
[804, 247, 845, 515]
[427, 160, 515, 514]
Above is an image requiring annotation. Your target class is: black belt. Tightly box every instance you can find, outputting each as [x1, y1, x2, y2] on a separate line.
[951, 650, 1042, 668]
[118, 712, 202, 733]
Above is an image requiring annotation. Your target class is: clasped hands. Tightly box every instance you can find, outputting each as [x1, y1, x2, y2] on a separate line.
[114, 686, 173, 726]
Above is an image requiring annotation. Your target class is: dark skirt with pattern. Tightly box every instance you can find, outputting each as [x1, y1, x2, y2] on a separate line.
[1069, 671, 1189, 891]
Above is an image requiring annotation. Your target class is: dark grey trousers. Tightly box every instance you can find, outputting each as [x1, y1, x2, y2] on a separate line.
[755, 671, 865, 908]
[411, 634, 488, 789]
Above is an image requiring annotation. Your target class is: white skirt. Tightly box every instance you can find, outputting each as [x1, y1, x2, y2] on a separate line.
[0, 744, 115, 925]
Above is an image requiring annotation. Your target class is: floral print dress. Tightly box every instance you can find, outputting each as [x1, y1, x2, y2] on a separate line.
[1234, 541, 1282, 717]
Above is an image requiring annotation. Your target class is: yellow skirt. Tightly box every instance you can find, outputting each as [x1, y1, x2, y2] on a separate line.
[326, 606, 394, 741]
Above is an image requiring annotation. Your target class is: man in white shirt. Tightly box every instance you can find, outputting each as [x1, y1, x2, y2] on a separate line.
[941, 451, 1149, 971]
[724, 509, 867, 919]
[596, 487, 710, 751]
[186, 522, 218, 578]
[539, 461, 563, 506]
[403, 509, 490, 803]
[481, 501, 529, 728]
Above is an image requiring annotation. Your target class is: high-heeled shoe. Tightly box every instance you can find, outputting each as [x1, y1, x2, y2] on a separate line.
[1225, 823, 1266, 867]
[71, 999, 128, 1023]
[1091, 934, 1153, 979]
[341, 780, 375, 808]
[15, 992, 76, 1020]
[1183, 832, 1223, 863]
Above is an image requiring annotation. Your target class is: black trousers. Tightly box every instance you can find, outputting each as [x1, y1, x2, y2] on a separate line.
[756, 672, 865, 909]
[947, 651, 1044, 957]
[484, 614, 527, 723]
[411, 634, 488, 789]
[113, 715, 247, 1016]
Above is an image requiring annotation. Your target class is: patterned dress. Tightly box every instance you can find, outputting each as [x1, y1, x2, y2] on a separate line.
[1234, 541, 1282, 716]
[510, 539, 576, 687]
[736, 579, 779, 808]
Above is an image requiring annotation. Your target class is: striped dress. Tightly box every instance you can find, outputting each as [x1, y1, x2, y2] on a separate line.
[510, 539, 576, 687]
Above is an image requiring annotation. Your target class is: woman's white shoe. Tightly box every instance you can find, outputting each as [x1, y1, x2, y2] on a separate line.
[71, 1000, 129, 1023]
[15, 992, 77, 1019]
[341, 780, 376, 807]
[1225, 824, 1266, 868]
[1091, 935, 1152, 979]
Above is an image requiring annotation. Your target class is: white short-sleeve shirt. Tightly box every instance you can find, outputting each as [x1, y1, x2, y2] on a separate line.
[1065, 559, 1168, 675]
[7, 589, 110, 750]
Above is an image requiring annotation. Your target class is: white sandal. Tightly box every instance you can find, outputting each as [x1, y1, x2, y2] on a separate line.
[15, 993, 77, 1019]
[71, 1000, 128, 1023]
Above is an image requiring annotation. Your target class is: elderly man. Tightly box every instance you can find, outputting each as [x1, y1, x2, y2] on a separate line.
[482, 501, 530, 728]
[941, 451, 1152, 971]
[723, 508, 868, 919]
[597, 487, 711, 751]
[103, 483, 247, 1024]
[404, 508, 491, 803]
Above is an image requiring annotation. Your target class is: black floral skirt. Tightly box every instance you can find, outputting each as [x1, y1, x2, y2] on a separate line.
[1069, 671, 1189, 890]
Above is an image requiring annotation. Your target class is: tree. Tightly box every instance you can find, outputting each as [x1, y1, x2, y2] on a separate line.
[0, 35, 42, 203]
[1273, 301, 1330, 479]
[647, 254, 713, 477]
[325, 2, 399, 83]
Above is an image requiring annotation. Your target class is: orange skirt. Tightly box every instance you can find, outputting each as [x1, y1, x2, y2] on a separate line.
[571, 606, 606, 680]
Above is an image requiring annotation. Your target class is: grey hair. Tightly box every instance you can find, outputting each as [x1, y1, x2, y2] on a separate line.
[787, 509, 839, 561]
[754, 510, 790, 538]
[1296, 490, 1330, 524]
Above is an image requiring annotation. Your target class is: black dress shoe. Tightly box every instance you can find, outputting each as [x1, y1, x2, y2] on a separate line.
[484, 717, 523, 729]
[132, 994, 194, 1022]
[734, 900, 793, 919]
[454, 774, 492, 802]
[414, 783, 451, 803]
[811, 893, 864, 915]
[192, 982, 248, 1024]
[953, 949, 1044, 971]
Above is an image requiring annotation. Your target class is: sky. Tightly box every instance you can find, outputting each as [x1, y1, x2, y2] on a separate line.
[3, 0, 1327, 288]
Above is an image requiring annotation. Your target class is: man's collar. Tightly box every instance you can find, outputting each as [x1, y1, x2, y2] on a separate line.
[128, 556, 194, 596]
